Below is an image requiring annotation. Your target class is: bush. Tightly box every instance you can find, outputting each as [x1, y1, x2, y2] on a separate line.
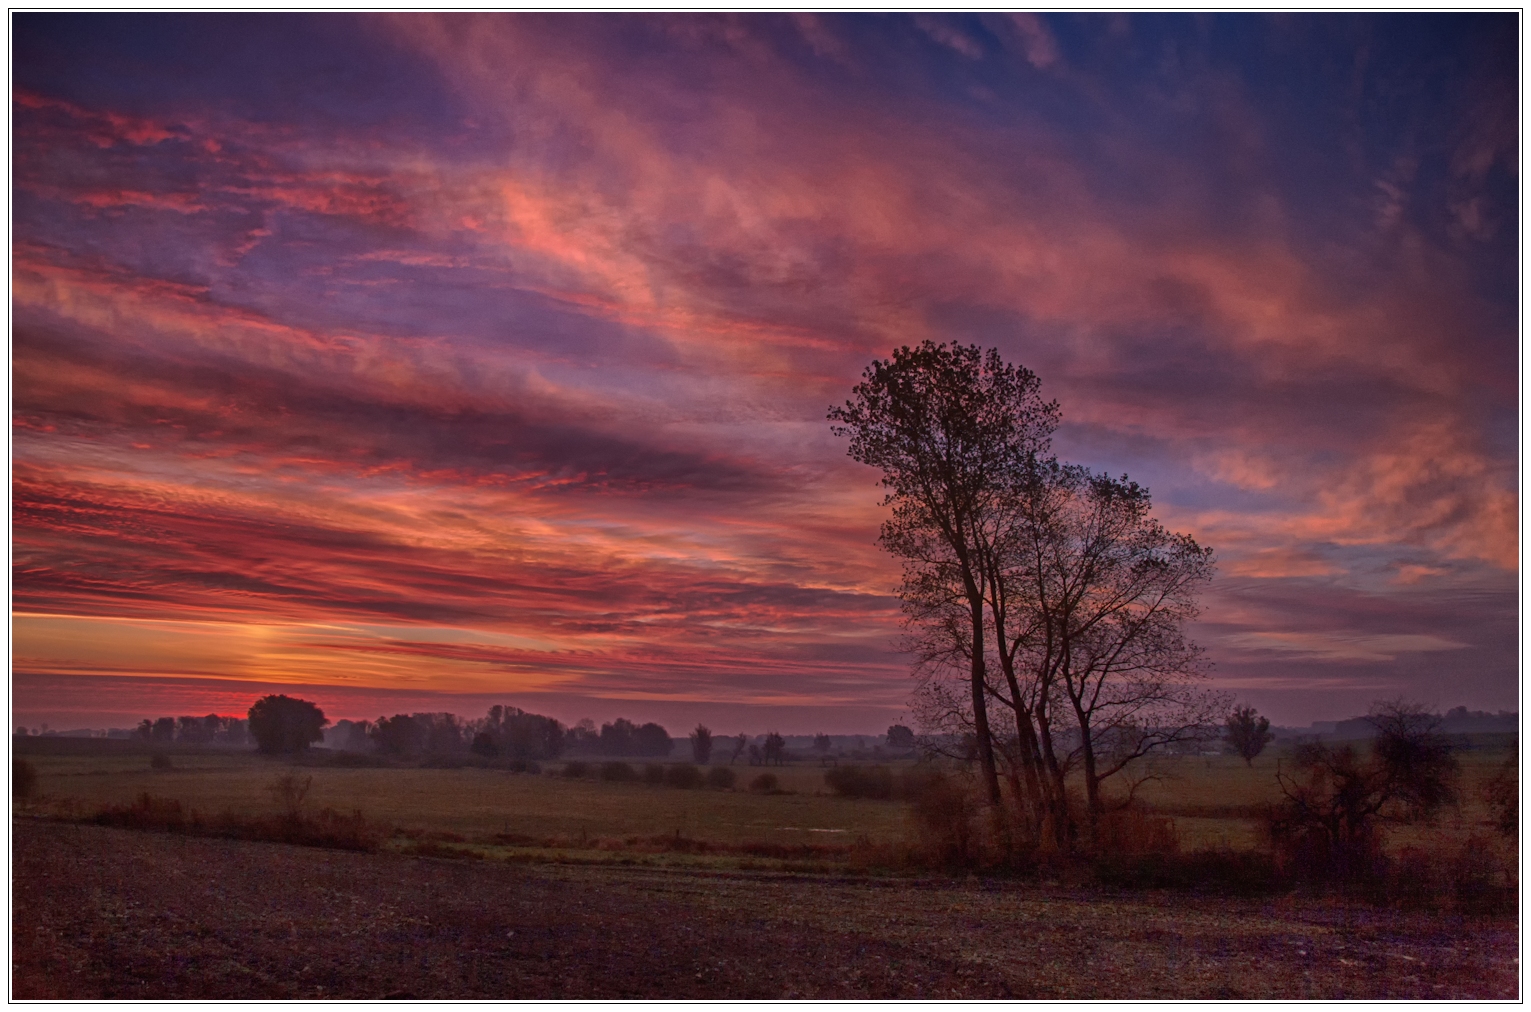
[1093, 807, 1179, 857]
[825, 764, 895, 799]
[13, 757, 37, 801]
[1484, 749, 1517, 838]
[562, 761, 589, 778]
[748, 773, 779, 793]
[643, 763, 666, 785]
[600, 761, 638, 782]
[706, 766, 736, 790]
[150, 752, 173, 771]
[665, 764, 703, 789]
[907, 772, 986, 867]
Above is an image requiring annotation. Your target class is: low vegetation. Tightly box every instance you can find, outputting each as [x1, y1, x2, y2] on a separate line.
[12, 713, 1518, 914]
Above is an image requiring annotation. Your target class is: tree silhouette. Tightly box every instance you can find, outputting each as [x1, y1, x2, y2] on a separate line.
[831, 341, 1058, 806]
[1225, 706, 1274, 766]
[690, 724, 713, 764]
[762, 731, 786, 765]
[247, 695, 327, 755]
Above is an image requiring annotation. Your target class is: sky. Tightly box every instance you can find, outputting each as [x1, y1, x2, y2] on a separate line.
[10, 13, 1520, 734]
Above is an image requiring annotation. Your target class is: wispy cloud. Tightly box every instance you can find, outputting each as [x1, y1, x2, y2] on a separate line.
[11, 14, 1516, 728]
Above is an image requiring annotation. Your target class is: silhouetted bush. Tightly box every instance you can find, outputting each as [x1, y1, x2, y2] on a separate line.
[825, 764, 895, 799]
[13, 757, 37, 801]
[149, 752, 173, 770]
[562, 760, 589, 778]
[1269, 702, 1460, 886]
[748, 773, 779, 793]
[665, 764, 703, 789]
[706, 766, 735, 790]
[643, 763, 666, 785]
[600, 761, 638, 782]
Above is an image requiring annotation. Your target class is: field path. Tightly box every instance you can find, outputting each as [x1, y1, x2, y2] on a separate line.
[12, 819, 1518, 999]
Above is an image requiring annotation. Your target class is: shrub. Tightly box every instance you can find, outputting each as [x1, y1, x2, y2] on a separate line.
[562, 760, 589, 778]
[13, 757, 37, 801]
[748, 773, 779, 793]
[643, 763, 666, 785]
[907, 772, 985, 867]
[1484, 749, 1517, 839]
[1092, 807, 1179, 857]
[150, 752, 173, 771]
[706, 766, 736, 790]
[600, 761, 638, 782]
[1269, 701, 1460, 886]
[665, 764, 703, 789]
[825, 764, 894, 799]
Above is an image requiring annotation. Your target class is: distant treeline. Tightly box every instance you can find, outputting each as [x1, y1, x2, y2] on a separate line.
[325, 708, 676, 761]
[135, 715, 250, 746]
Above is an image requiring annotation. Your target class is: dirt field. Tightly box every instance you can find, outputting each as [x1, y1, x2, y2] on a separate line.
[12, 818, 1518, 1000]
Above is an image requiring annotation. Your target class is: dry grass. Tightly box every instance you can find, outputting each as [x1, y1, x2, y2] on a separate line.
[16, 737, 1517, 891]
[16, 745, 906, 853]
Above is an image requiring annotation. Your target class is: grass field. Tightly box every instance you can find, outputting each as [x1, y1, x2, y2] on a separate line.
[12, 736, 1518, 999]
[13, 734, 1516, 872]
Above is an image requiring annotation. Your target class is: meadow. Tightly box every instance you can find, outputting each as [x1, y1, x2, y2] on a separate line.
[14, 733, 1517, 871]
[11, 735, 1518, 999]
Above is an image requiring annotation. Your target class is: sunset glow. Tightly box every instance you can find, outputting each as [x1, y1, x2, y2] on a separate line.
[12, 14, 1517, 732]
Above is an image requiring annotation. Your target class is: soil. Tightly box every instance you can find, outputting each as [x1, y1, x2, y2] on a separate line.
[11, 819, 1519, 1000]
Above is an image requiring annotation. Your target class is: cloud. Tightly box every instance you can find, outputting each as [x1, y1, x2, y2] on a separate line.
[9, 14, 1517, 724]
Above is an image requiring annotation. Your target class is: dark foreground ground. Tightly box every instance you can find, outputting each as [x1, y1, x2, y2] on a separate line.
[12, 819, 1519, 1000]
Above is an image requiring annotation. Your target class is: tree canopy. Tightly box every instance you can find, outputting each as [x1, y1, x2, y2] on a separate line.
[247, 695, 328, 755]
[835, 342, 1223, 850]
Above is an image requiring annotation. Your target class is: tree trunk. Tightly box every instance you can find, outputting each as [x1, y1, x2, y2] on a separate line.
[968, 595, 1003, 807]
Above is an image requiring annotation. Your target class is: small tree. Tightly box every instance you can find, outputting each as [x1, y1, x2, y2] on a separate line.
[690, 724, 713, 764]
[1271, 701, 1459, 881]
[370, 714, 426, 757]
[247, 695, 328, 755]
[1225, 706, 1274, 766]
[763, 731, 786, 765]
[813, 733, 832, 756]
[886, 725, 915, 751]
[151, 717, 176, 744]
[728, 733, 748, 765]
[633, 722, 674, 757]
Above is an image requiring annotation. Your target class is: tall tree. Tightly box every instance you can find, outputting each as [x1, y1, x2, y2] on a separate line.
[905, 418, 1222, 847]
[1008, 466, 1221, 835]
[831, 341, 1058, 805]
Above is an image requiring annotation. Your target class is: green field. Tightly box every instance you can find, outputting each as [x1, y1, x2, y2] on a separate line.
[14, 735, 1516, 870]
